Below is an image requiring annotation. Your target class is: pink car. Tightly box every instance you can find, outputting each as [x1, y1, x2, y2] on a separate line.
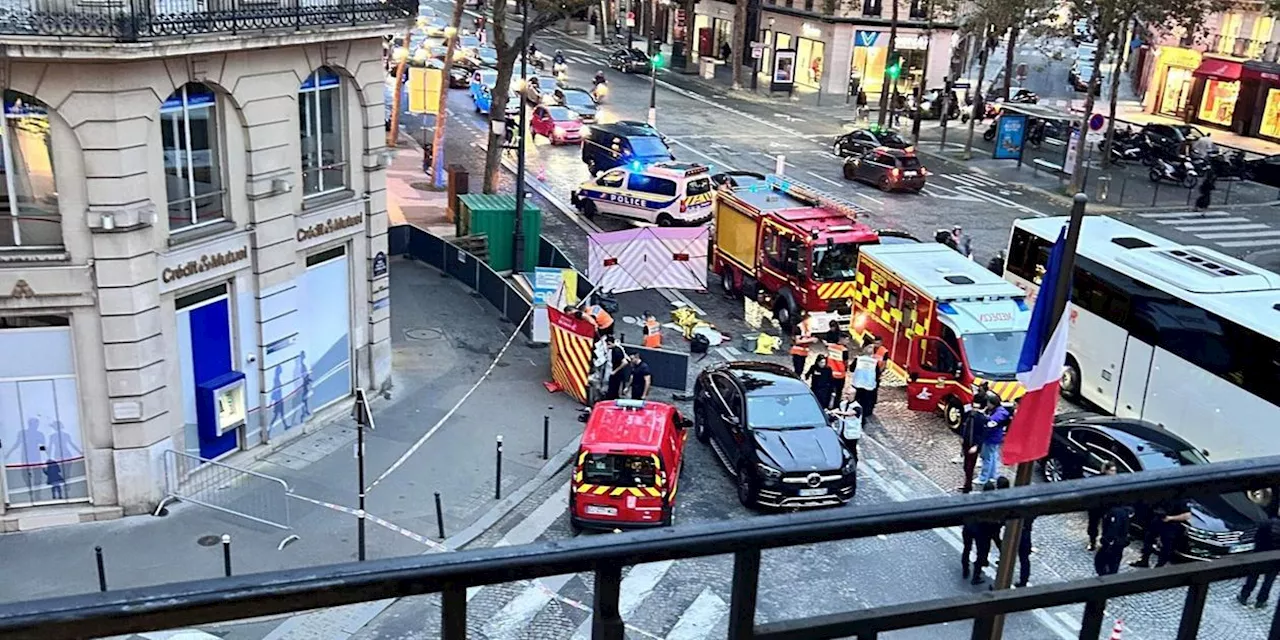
[530, 105, 583, 144]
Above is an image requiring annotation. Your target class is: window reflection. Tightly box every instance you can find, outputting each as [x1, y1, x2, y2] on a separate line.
[300, 67, 347, 196]
[162, 83, 225, 232]
[0, 91, 59, 248]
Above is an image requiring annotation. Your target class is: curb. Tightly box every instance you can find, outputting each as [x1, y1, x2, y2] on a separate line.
[450, 438, 580, 550]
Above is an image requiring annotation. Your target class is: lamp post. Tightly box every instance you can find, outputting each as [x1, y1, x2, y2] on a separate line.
[647, 0, 659, 125]
[513, 0, 529, 273]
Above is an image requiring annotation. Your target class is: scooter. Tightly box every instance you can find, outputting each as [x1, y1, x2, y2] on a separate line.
[1208, 149, 1251, 180]
[553, 60, 568, 78]
[1149, 156, 1199, 188]
[591, 78, 608, 103]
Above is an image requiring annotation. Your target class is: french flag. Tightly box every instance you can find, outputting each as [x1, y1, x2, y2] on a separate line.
[1002, 228, 1072, 466]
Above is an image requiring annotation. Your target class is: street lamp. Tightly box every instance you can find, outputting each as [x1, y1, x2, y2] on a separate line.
[646, 0, 662, 126]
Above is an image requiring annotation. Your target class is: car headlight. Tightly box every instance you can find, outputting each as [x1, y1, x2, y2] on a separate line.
[554, 126, 565, 136]
[842, 456, 857, 475]
[756, 463, 782, 479]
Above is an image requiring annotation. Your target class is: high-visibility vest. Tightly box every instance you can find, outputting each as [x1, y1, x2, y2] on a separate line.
[643, 318, 662, 348]
[828, 344, 848, 379]
[789, 318, 815, 356]
[590, 305, 614, 330]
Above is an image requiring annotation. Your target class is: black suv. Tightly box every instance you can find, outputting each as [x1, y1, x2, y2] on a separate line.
[608, 48, 652, 73]
[833, 127, 909, 158]
[843, 148, 926, 192]
[693, 361, 856, 509]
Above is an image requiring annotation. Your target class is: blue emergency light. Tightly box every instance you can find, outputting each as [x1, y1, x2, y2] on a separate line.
[937, 302, 958, 315]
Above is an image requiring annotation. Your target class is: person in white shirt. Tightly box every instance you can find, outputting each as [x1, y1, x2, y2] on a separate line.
[831, 387, 863, 462]
[851, 344, 879, 417]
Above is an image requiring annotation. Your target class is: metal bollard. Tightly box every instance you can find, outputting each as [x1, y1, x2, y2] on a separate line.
[357, 509, 367, 561]
[221, 534, 232, 577]
[1096, 175, 1111, 202]
[435, 491, 446, 539]
[1151, 181, 1160, 207]
[542, 415, 550, 461]
[95, 546, 107, 592]
[495, 436, 504, 500]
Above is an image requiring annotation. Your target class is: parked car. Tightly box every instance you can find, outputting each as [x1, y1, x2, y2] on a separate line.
[1243, 153, 1280, 188]
[530, 105, 584, 144]
[1042, 413, 1267, 560]
[833, 128, 909, 158]
[447, 65, 470, 89]
[554, 87, 600, 123]
[842, 148, 927, 192]
[474, 87, 520, 116]
[608, 48, 652, 73]
[693, 361, 857, 509]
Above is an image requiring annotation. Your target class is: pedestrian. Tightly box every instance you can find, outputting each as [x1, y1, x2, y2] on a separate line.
[832, 386, 863, 461]
[977, 396, 1009, 485]
[961, 481, 995, 580]
[641, 310, 662, 348]
[950, 225, 973, 258]
[1130, 496, 1192, 568]
[604, 335, 628, 400]
[1014, 514, 1035, 587]
[970, 476, 1009, 585]
[805, 355, 836, 410]
[1195, 168, 1217, 210]
[956, 394, 988, 494]
[851, 344, 879, 418]
[720, 42, 731, 61]
[1086, 461, 1119, 550]
[789, 311, 816, 375]
[1238, 515, 1280, 608]
[627, 353, 652, 400]
[891, 93, 906, 126]
[856, 89, 869, 121]
[1094, 504, 1134, 576]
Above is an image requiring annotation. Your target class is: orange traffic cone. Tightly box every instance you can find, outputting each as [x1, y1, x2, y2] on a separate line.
[1109, 619, 1124, 640]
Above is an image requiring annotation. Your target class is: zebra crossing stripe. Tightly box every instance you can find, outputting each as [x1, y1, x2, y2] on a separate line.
[1136, 210, 1228, 218]
[1196, 229, 1280, 240]
[937, 173, 1002, 188]
[1179, 224, 1272, 234]
[1216, 238, 1280, 248]
[665, 589, 729, 640]
[570, 560, 675, 639]
[1158, 217, 1252, 226]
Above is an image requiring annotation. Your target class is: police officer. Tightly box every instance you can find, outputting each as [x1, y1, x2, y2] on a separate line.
[1014, 514, 1035, 588]
[1238, 514, 1280, 608]
[961, 479, 997, 580]
[604, 336, 628, 400]
[1086, 461, 1119, 550]
[956, 394, 988, 494]
[968, 477, 1008, 585]
[1130, 496, 1192, 568]
[1094, 504, 1134, 576]
[628, 353, 652, 401]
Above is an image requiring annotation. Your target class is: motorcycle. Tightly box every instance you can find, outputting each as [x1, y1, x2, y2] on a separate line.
[590, 78, 608, 102]
[982, 118, 998, 141]
[530, 51, 548, 71]
[553, 60, 568, 78]
[1149, 156, 1199, 188]
[1207, 149, 1251, 180]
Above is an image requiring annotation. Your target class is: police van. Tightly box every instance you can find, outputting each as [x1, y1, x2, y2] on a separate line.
[571, 162, 715, 226]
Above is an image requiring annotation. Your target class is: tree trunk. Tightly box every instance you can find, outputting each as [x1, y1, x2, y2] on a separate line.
[962, 21, 988, 158]
[912, 15, 932, 146]
[876, 0, 899, 127]
[483, 0, 514, 193]
[1069, 31, 1108, 192]
[730, 0, 747, 89]
[432, 0, 469, 188]
[1002, 23, 1018, 101]
[682, 0, 696, 73]
[1102, 17, 1131, 168]
[600, 0, 611, 44]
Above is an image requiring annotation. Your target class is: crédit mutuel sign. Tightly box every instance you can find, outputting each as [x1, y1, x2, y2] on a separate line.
[297, 213, 363, 243]
[162, 247, 250, 284]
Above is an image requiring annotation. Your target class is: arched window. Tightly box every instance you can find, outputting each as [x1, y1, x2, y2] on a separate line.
[162, 83, 224, 233]
[299, 68, 346, 197]
[0, 91, 58, 249]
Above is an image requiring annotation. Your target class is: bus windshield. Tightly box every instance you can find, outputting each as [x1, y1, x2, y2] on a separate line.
[581, 453, 657, 487]
[811, 244, 860, 281]
[961, 331, 1026, 378]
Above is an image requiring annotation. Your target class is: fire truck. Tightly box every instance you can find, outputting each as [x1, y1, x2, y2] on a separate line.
[849, 243, 1032, 430]
[711, 174, 878, 329]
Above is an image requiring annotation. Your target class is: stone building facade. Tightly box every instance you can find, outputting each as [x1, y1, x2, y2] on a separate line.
[0, 5, 408, 529]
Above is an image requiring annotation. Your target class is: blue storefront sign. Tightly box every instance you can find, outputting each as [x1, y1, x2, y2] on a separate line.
[992, 114, 1028, 160]
[854, 30, 879, 47]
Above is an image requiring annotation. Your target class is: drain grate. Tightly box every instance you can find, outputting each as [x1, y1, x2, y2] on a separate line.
[406, 328, 444, 341]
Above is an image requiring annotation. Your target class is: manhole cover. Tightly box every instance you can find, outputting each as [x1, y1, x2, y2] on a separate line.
[406, 328, 444, 341]
[197, 535, 221, 547]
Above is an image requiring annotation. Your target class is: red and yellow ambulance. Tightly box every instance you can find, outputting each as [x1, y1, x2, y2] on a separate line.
[570, 400, 690, 531]
[848, 243, 1032, 430]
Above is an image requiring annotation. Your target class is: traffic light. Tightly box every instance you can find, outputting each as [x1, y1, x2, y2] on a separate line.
[652, 51, 664, 68]
[886, 52, 902, 80]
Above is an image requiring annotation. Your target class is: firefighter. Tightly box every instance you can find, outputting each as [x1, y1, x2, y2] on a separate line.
[826, 327, 850, 409]
[641, 311, 662, 348]
[789, 311, 816, 375]
[588, 301, 615, 337]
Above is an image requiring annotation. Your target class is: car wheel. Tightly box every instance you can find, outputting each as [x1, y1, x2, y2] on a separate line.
[1060, 358, 1081, 401]
[694, 403, 710, 443]
[657, 214, 675, 227]
[569, 516, 583, 534]
[773, 296, 797, 331]
[736, 464, 757, 508]
[1042, 456, 1066, 483]
[944, 398, 964, 433]
[720, 267, 738, 296]
[843, 165, 857, 180]
[878, 176, 892, 192]
[580, 200, 598, 219]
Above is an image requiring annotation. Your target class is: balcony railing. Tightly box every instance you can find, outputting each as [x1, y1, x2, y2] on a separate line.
[1208, 34, 1280, 63]
[0, 0, 414, 41]
[1, 456, 1278, 640]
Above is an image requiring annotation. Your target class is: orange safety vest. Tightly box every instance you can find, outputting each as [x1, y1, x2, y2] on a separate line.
[643, 318, 662, 348]
[790, 318, 816, 356]
[828, 344, 848, 379]
[590, 305, 614, 330]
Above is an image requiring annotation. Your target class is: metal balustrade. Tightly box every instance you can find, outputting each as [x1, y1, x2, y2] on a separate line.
[0, 0, 413, 40]
[0, 456, 1278, 640]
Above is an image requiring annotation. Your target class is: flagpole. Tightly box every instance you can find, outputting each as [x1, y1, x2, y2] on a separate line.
[987, 193, 1087, 640]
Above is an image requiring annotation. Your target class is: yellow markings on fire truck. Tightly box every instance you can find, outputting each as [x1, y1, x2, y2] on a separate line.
[975, 378, 1027, 402]
[816, 281, 859, 299]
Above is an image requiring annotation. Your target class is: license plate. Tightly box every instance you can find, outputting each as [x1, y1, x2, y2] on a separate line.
[1229, 543, 1255, 553]
[585, 505, 617, 516]
[903, 171, 918, 176]
[798, 488, 828, 497]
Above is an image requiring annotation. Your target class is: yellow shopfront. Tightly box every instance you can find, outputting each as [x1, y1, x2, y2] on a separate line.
[1150, 47, 1201, 119]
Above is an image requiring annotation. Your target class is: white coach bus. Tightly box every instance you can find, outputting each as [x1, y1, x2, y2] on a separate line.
[1005, 216, 1280, 464]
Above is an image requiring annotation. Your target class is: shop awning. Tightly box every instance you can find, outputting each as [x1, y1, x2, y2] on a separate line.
[1242, 61, 1280, 83]
[1193, 58, 1242, 81]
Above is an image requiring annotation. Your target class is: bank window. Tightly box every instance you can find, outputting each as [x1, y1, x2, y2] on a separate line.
[300, 68, 347, 197]
[0, 91, 59, 249]
[163, 83, 225, 233]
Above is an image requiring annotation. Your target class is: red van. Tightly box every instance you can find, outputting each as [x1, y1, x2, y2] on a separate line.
[570, 400, 691, 531]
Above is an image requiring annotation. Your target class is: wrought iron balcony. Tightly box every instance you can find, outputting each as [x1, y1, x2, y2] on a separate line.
[0, 456, 1278, 640]
[0, 0, 414, 41]
[1208, 35, 1280, 63]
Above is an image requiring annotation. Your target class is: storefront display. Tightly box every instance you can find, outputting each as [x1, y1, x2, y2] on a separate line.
[1261, 89, 1280, 139]
[1199, 78, 1239, 126]
[1150, 46, 1201, 119]
[796, 37, 824, 88]
[0, 317, 87, 508]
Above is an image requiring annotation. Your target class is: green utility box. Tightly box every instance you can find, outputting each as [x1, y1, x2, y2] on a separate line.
[456, 194, 542, 273]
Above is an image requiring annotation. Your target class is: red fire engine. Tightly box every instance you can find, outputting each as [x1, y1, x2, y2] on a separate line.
[711, 175, 878, 328]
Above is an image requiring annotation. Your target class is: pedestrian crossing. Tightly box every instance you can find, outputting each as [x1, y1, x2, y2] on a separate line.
[1136, 210, 1280, 249]
[934, 172, 1005, 189]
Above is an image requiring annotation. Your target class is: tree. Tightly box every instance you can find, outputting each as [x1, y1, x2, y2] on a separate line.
[731, 0, 747, 89]
[430, 0, 468, 188]
[963, 20, 995, 157]
[480, 0, 595, 192]
[875, 0, 901, 127]
[680, 0, 697, 73]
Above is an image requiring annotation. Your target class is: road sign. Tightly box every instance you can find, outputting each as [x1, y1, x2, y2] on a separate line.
[1088, 113, 1105, 131]
[626, 11, 635, 27]
[854, 30, 879, 47]
[751, 42, 764, 59]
